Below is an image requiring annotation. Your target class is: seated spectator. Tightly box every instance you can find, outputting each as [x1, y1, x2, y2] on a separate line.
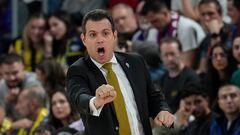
[210, 84, 240, 135]
[197, 0, 233, 73]
[111, 3, 139, 52]
[11, 86, 48, 135]
[46, 11, 86, 67]
[202, 44, 236, 109]
[48, 89, 84, 132]
[159, 37, 200, 112]
[0, 53, 41, 120]
[9, 13, 48, 71]
[35, 58, 66, 96]
[181, 90, 214, 135]
[133, 1, 158, 43]
[141, 0, 206, 67]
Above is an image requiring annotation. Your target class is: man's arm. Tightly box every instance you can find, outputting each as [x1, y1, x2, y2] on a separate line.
[67, 66, 116, 115]
[67, 65, 94, 114]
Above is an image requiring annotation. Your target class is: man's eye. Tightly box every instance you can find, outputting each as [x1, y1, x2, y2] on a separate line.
[89, 33, 96, 38]
[103, 32, 109, 37]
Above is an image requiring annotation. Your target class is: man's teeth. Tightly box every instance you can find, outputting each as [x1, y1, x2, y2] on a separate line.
[99, 52, 104, 56]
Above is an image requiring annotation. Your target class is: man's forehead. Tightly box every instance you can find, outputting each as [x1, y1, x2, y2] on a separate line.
[219, 87, 238, 95]
[2, 62, 23, 67]
[85, 20, 112, 31]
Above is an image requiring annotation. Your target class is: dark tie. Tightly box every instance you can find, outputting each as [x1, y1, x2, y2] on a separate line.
[103, 63, 131, 135]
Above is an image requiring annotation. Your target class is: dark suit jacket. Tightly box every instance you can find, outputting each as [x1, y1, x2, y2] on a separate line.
[67, 52, 170, 135]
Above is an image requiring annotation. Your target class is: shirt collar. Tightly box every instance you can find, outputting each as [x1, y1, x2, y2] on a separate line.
[90, 54, 118, 69]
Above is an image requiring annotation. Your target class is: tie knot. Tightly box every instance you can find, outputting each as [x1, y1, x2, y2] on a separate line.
[103, 63, 112, 71]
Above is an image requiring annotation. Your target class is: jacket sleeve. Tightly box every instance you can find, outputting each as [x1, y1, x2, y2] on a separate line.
[66, 65, 94, 115]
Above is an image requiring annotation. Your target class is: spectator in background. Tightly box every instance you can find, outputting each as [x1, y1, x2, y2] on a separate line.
[111, 3, 139, 51]
[48, 89, 84, 132]
[141, 0, 206, 68]
[35, 59, 66, 96]
[0, 53, 41, 120]
[9, 13, 49, 71]
[46, 11, 86, 67]
[210, 85, 240, 135]
[181, 90, 214, 135]
[132, 1, 158, 43]
[11, 86, 48, 135]
[202, 44, 236, 111]
[197, 0, 233, 74]
[159, 37, 200, 112]
[112, 3, 159, 52]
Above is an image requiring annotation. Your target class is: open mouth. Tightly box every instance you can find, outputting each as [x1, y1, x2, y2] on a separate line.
[97, 47, 105, 56]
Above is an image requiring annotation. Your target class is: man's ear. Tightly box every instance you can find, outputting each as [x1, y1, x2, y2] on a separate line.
[81, 33, 86, 46]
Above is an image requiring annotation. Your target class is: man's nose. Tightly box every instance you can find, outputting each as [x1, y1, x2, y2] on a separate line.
[203, 15, 211, 22]
[167, 55, 174, 61]
[97, 35, 104, 44]
[9, 75, 16, 80]
[226, 96, 233, 102]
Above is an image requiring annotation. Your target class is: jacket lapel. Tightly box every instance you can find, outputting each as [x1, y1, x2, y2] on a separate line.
[85, 56, 117, 120]
[85, 56, 106, 86]
[115, 53, 143, 115]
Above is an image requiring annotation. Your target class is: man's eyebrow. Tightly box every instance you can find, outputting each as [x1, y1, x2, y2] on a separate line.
[103, 29, 111, 31]
[88, 30, 96, 33]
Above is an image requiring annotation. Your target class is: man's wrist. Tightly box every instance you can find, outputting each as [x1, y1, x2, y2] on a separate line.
[93, 98, 101, 109]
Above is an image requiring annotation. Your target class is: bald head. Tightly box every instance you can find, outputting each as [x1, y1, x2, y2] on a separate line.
[111, 3, 138, 33]
[15, 86, 46, 119]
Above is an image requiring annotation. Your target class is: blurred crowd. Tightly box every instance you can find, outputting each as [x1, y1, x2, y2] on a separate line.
[0, 0, 240, 135]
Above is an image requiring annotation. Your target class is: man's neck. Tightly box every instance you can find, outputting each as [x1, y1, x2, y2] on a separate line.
[226, 112, 239, 123]
[169, 63, 184, 77]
